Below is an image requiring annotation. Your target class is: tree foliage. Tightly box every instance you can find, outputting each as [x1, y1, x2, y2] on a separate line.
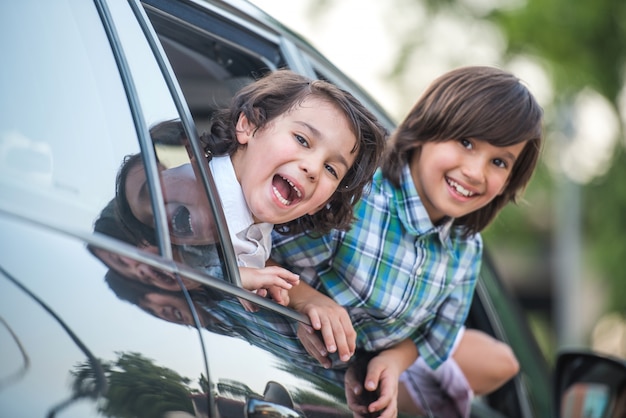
[482, 0, 626, 314]
[387, 0, 626, 315]
[71, 352, 195, 418]
[488, 0, 626, 101]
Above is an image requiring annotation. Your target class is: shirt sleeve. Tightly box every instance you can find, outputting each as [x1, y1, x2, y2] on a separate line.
[270, 230, 340, 285]
[412, 234, 483, 370]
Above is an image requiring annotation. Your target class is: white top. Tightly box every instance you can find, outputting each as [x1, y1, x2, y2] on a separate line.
[209, 155, 273, 268]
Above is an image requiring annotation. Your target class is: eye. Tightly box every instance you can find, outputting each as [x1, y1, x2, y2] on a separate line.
[325, 163, 338, 179]
[114, 255, 129, 268]
[295, 134, 309, 148]
[493, 158, 508, 169]
[460, 138, 473, 149]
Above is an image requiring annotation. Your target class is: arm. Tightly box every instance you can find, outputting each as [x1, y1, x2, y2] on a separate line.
[269, 231, 356, 362]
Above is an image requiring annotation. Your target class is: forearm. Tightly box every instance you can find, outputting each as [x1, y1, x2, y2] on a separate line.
[286, 278, 322, 310]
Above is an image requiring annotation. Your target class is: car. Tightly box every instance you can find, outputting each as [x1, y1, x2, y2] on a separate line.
[1, 1, 623, 417]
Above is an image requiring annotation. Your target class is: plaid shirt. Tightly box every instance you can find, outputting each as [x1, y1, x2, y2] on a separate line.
[271, 165, 482, 369]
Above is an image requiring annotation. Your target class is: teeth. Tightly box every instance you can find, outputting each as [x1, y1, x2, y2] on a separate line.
[273, 176, 302, 206]
[273, 186, 291, 205]
[447, 179, 474, 197]
[284, 177, 302, 198]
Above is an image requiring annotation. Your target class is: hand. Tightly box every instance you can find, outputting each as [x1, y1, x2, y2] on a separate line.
[291, 287, 356, 363]
[345, 351, 401, 418]
[345, 362, 372, 417]
[239, 266, 299, 306]
[297, 323, 332, 368]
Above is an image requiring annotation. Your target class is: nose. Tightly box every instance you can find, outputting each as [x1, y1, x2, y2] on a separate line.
[135, 263, 154, 280]
[461, 156, 486, 185]
[300, 157, 322, 182]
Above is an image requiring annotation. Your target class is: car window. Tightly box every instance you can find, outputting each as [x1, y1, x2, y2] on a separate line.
[142, 1, 281, 133]
[0, 1, 210, 416]
[0, 0, 139, 233]
[135, 1, 286, 289]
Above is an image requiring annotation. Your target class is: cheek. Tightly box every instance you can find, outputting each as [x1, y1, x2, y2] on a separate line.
[308, 186, 336, 214]
[491, 173, 511, 196]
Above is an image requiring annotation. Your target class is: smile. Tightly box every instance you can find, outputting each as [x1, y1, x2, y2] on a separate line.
[272, 175, 303, 206]
[171, 206, 193, 235]
[446, 178, 475, 197]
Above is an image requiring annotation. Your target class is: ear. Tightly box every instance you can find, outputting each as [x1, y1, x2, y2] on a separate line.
[235, 113, 255, 145]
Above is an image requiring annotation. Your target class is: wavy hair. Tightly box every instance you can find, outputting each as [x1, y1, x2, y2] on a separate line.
[202, 69, 387, 235]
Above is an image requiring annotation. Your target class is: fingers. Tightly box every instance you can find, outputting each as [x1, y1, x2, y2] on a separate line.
[268, 266, 300, 285]
[324, 313, 356, 362]
[297, 324, 331, 368]
[237, 297, 259, 312]
[266, 287, 289, 306]
[304, 304, 355, 363]
[260, 266, 300, 287]
[367, 375, 395, 416]
[345, 366, 369, 416]
[238, 267, 300, 306]
[363, 359, 399, 418]
[239, 267, 299, 292]
[341, 314, 357, 359]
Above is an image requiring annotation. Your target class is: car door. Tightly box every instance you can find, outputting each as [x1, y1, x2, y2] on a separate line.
[0, 1, 210, 416]
[131, 2, 368, 417]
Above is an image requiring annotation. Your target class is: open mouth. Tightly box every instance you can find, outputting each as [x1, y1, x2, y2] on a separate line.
[272, 175, 303, 206]
[153, 269, 176, 286]
[171, 206, 193, 236]
[446, 178, 476, 197]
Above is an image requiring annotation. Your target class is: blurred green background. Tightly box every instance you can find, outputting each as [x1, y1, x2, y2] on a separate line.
[251, 0, 626, 363]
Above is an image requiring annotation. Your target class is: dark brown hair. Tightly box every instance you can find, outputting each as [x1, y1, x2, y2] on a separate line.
[114, 153, 158, 246]
[203, 69, 387, 235]
[382, 66, 543, 236]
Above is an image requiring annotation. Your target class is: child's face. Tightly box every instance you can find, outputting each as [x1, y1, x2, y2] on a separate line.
[94, 246, 202, 291]
[410, 138, 526, 223]
[141, 292, 196, 326]
[231, 96, 358, 225]
[125, 161, 218, 245]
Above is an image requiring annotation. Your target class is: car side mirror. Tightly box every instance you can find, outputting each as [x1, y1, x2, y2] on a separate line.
[554, 350, 626, 418]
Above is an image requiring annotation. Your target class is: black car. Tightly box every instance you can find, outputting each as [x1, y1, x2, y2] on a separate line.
[1, 1, 623, 417]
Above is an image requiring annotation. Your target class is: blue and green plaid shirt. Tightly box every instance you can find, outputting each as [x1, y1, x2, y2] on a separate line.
[271, 165, 482, 369]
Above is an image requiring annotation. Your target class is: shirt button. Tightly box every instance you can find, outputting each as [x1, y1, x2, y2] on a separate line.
[416, 267, 423, 275]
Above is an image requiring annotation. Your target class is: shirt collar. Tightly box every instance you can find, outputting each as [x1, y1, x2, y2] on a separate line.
[209, 155, 254, 236]
[395, 164, 455, 251]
